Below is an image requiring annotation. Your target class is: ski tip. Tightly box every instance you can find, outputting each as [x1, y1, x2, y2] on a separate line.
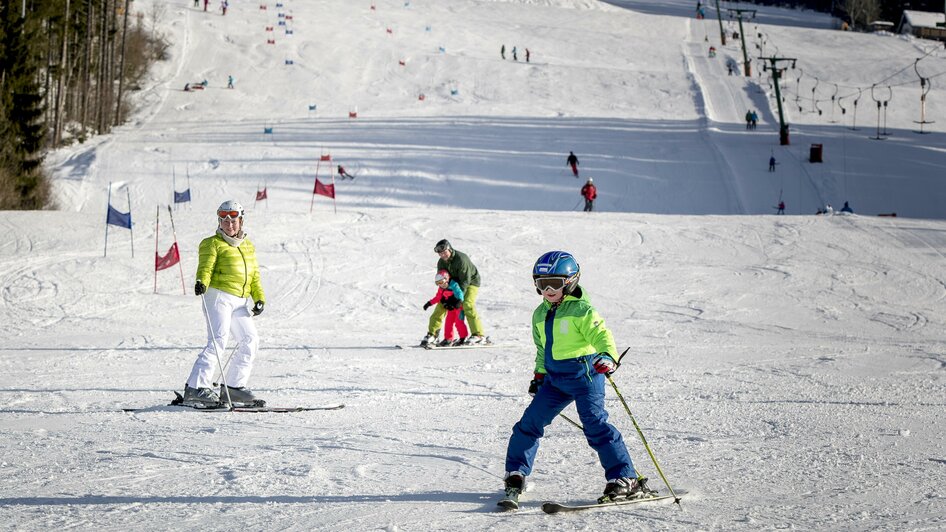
[496, 500, 519, 511]
[541, 502, 563, 514]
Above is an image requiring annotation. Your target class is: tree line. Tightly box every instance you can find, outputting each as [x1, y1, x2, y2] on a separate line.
[733, 1, 944, 30]
[0, 0, 167, 209]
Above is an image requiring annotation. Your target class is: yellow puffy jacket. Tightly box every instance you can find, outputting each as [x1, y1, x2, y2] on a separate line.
[196, 233, 265, 302]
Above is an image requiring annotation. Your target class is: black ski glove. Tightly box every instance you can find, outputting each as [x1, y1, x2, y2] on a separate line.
[528, 373, 545, 396]
[195, 280, 206, 295]
[423, 301, 432, 310]
[252, 301, 264, 316]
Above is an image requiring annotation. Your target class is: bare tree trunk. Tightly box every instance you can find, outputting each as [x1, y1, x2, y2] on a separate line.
[844, 0, 879, 30]
[114, 0, 130, 125]
[53, 0, 71, 145]
[97, 0, 110, 133]
[44, 19, 54, 145]
[79, 0, 93, 133]
[105, 0, 117, 132]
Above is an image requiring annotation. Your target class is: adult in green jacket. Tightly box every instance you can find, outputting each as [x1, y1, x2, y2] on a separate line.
[183, 201, 266, 408]
[422, 239, 486, 346]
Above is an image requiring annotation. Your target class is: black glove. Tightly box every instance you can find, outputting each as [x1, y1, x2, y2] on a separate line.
[528, 373, 545, 396]
[442, 296, 459, 310]
[423, 301, 432, 310]
[252, 301, 264, 316]
[195, 280, 206, 295]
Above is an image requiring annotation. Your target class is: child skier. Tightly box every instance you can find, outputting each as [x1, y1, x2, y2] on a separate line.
[423, 270, 468, 347]
[499, 251, 654, 509]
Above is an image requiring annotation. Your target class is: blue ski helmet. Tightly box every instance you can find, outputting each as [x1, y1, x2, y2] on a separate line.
[532, 251, 580, 294]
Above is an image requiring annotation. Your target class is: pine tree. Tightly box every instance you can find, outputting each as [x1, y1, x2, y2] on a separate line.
[0, 3, 50, 209]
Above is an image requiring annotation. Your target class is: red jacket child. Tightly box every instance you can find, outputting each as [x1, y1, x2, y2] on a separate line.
[423, 270, 469, 346]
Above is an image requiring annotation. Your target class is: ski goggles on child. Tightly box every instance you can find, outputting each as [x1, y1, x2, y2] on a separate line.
[534, 276, 568, 293]
[217, 210, 242, 220]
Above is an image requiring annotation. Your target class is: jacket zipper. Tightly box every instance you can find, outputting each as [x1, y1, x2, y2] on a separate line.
[238, 245, 249, 296]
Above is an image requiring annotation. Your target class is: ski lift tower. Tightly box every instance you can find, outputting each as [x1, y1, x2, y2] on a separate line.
[939, 3, 945, 48]
[760, 55, 797, 145]
[714, 0, 726, 45]
[729, 8, 757, 76]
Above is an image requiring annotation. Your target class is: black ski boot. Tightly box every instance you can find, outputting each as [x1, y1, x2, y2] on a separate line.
[497, 472, 525, 510]
[599, 476, 656, 503]
[220, 384, 265, 407]
[420, 332, 436, 348]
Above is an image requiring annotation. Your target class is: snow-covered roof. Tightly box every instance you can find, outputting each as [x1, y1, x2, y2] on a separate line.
[901, 10, 945, 29]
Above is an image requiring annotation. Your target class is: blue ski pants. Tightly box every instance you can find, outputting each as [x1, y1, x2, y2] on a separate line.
[504, 367, 636, 480]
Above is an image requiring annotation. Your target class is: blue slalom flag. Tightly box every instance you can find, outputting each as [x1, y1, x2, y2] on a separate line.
[107, 204, 132, 229]
[174, 189, 191, 203]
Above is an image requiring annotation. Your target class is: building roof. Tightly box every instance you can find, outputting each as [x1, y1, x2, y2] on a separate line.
[901, 10, 945, 30]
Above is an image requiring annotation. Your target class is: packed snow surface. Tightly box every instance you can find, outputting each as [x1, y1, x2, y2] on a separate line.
[2, 0, 945, 530]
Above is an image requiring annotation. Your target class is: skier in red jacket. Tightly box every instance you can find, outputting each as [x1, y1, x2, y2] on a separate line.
[580, 178, 597, 212]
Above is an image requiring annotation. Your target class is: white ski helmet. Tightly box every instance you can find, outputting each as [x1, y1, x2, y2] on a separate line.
[217, 200, 245, 220]
[587, 177, 593, 183]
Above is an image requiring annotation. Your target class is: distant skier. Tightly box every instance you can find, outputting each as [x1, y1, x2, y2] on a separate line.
[745, 110, 753, 130]
[581, 178, 597, 212]
[204, 0, 209, 11]
[227, 75, 234, 89]
[501, 44, 506, 60]
[221, 0, 228, 15]
[750, 110, 758, 129]
[337, 165, 355, 180]
[840, 201, 853, 214]
[525, 48, 531, 63]
[423, 270, 468, 347]
[184, 201, 266, 408]
[769, 156, 776, 172]
[777, 201, 785, 214]
[566, 151, 579, 177]
[512, 46, 518, 61]
[500, 251, 654, 510]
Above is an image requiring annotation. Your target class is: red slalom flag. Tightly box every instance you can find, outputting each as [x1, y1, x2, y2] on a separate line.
[155, 242, 181, 271]
[314, 178, 335, 199]
[256, 187, 268, 201]
[320, 154, 332, 161]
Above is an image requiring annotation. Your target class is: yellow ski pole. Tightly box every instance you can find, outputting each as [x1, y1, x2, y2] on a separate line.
[609, 349, 681, 505]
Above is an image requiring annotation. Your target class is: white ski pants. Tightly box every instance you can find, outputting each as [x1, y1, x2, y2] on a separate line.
[186, 288, 260, 389]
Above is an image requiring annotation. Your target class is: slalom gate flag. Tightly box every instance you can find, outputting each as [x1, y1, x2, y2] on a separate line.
[320, 154, 332, 161]
[256, 188, 268, 201]
[314, 178, 335, 199]
[155, 242, 181, 271]
[107, 204, 132, 229]
[174, 189, 192, 203]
